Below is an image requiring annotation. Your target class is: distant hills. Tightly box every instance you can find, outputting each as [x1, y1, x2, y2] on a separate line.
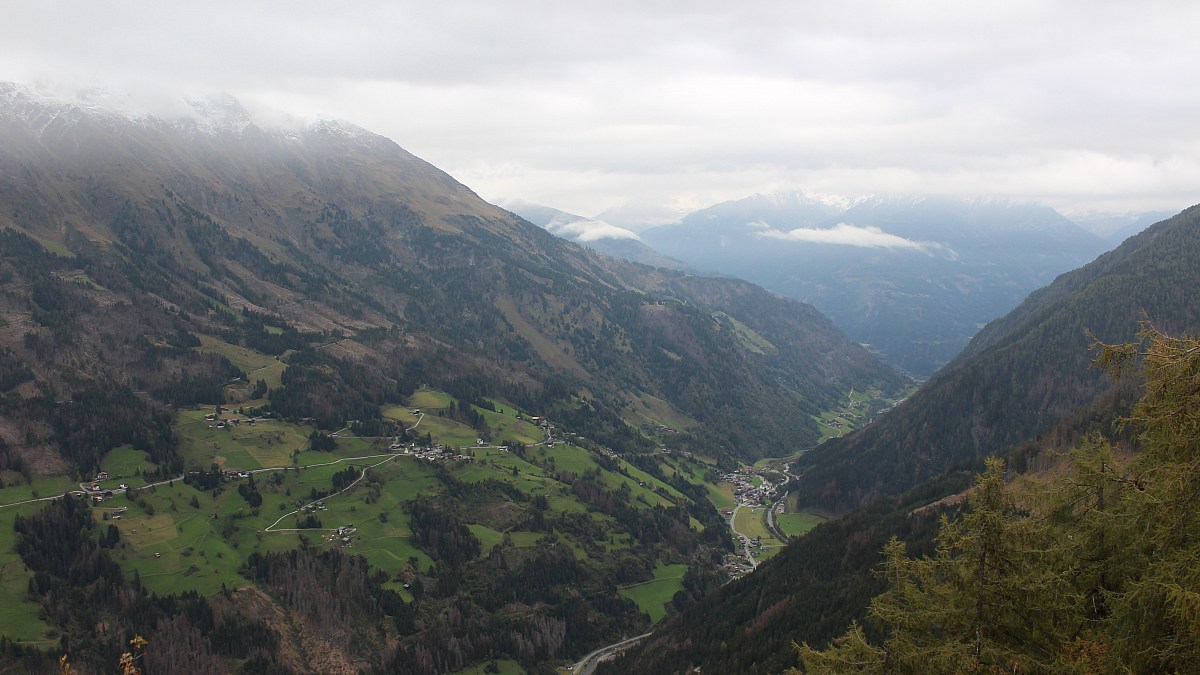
[501, 200, 686, 270]
[521, 190, 1129, 377]
[1067, 209, 1173, 244]
[639, 194, 1113, 376]
[0, 82, 905, 470]
[611, 204, 1200, 674]
[0, 83, 910, 671]
[794, 204, 1200, 513]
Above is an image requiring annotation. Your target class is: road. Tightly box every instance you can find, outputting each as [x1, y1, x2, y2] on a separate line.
[572, 632, 652, 675]
[765, 488, 790, 542]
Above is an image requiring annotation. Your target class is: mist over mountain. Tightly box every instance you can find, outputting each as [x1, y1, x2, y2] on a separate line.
[0, 83, 918, 671]
[501, 200, 686, 270]
[0, 82, 907, 464]
[639, 193, 1111, 376]
[1066, 209, 1174, 244]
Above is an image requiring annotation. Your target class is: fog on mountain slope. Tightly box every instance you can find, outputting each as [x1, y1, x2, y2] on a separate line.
[503, 199, 689, 271]
[0, 84, 913, 672]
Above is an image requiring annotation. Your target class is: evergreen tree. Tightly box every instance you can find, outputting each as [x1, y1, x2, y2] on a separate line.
[798, 459, 1069, 674]
[797, 323, 1200, 673]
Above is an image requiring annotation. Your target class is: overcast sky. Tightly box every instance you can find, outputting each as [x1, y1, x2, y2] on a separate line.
[3, 1, 1199, 223]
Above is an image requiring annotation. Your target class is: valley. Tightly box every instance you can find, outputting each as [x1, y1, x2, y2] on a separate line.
[0, 80, 1194, 675]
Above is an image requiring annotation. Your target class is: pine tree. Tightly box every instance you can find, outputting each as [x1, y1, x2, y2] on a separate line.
[798, 323, 1200, 673]
[1089, 323, 1200, 671]
[797, 458, 1070, 674]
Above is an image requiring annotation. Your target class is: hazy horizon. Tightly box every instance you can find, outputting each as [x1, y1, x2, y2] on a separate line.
[3, 2, 1198, 220]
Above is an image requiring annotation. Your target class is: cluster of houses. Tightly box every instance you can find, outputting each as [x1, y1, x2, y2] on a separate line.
[723, 469, 777, 508]
[387, 441, 477, 463]
[300, 500, 328, 513]
[327, 524, 357, 547]
[204, 413, 258, 429]
[86, 471, 131, 503]
[722, 550, 756, 579]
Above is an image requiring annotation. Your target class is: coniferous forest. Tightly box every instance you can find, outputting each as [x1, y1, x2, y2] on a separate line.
[796, 324, 1200, 673]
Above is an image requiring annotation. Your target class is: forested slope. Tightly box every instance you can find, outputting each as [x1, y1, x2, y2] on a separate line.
[793, 205, 1200, 513]
[0, 86, 904, 673]
[799, 326, 1200, 673]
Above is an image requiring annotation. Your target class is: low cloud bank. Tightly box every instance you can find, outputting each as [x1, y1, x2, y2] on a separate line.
[755, 222, 937, 251]
[545, 215, 640, 242]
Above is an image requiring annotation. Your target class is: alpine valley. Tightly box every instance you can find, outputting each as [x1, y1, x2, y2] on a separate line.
[0, 84, 903, 673]
[3, 80, 1199, 675]
[607, 205, 1200, 674]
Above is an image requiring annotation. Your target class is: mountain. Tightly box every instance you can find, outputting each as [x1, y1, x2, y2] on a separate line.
[501, 200, 686, 270]
[641, 194, 1112, 376]
[593, 198, 690, 233]
[0, 84, 905, 671]
[609, 204, 1200, 675]
[1066, 209, 1174, 244]
[0, 82, 904, 464]
[793, 205, 1200, 513]
[602, 471, 973, 675]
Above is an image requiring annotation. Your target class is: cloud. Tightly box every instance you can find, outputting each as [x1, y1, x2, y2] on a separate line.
[1, 2, 1198, 216]
[544, 215, 640, 243]
[756, 223, 937, 250]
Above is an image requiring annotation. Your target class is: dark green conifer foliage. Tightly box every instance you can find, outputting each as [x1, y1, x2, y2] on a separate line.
[798, 324, 1200, 673]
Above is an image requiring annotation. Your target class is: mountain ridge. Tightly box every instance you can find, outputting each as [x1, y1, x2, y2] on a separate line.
[0, 84, 903, 469]
[792, 204, 1200, 513]
[635, 193, 1111, 376]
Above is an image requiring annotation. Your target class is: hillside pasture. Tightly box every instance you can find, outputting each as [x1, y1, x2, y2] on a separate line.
[0, 503, 52, 641]
[619, 562, 688, 624]
[194, 334, 278, 374]
[776, 512, 826, 537]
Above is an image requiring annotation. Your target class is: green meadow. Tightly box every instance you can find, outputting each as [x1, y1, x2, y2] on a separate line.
[776, 512, 826, 537]
[0, 385, 758, 643]
[619, 562, 689, 624]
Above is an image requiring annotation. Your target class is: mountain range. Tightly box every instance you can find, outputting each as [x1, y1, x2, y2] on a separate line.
[0, 84, 907, 672]
[793, 204, 1200, 513]
[0, 82, 902, 468]
[611, 203, 1200, 673]
[1, 79, 1194, 674]
[638, 193, 1113, 376]
[519, 190, 1125, 377]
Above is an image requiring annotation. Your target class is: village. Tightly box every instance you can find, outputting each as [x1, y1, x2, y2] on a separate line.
[717, 467, 783, 578]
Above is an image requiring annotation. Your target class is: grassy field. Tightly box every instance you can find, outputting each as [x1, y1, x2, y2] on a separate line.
[733, 506, 788, 548]
[478, 409, 542, 445]
[524, 443, 679, 510]
[0, 385, 725, 642]
[626, 393, 696, 432]
[383, 405, 481, 448]
[408, 389, 454, 410]
[105, 452, 449, 597]
[0, 475, 79, 506]
[619, 562, 688, 624]
[776, 512, 826, 537]
[0, 504, 53, 642]
[194, 334, 279, 374]
[714, 312, 777, 355]
[709, 482, 736, 511]
[453, 659, 525, 675]
[248, 361, 287, 390]
[100, 445, 154, 480]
